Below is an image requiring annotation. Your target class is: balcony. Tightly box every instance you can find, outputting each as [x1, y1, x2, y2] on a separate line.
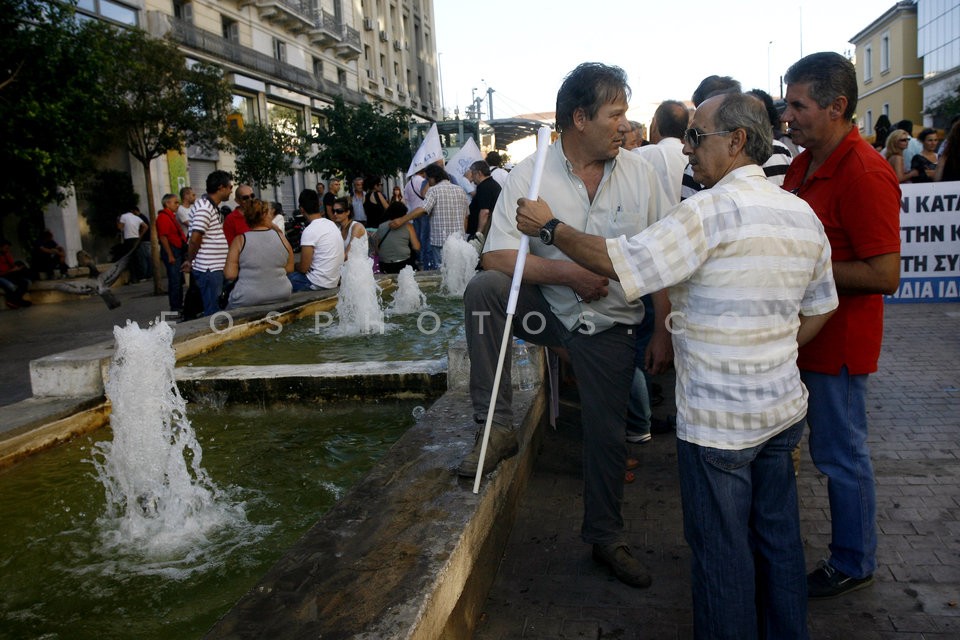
[309, 10, 341, 47]
[335, 26, 361, 60]
[239, 0, 314, 35]
[166, 17, 365, 106]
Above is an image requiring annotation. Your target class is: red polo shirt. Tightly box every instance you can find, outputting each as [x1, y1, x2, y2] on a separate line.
[223, 208, 250, 245]
[783, 126, 901, 375]
[156, 208, 187, 248]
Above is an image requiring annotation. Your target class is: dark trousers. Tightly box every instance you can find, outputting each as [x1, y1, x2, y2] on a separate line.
[464, 270, 636, 545]
[161, 245, 185, 311]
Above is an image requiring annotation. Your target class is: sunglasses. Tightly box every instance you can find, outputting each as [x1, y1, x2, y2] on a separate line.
[238, 194, 253, 201]
[332, 208, 346, 214]
[684, 128, 732, 148]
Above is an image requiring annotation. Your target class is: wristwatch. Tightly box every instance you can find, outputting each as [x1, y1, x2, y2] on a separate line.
[539, 218, 563, 245]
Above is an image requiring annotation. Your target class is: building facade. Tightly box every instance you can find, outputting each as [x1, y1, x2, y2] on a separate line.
[917, 0, 960, 128]
[850, 1, 923, 140]
[55, 0, 440, 256]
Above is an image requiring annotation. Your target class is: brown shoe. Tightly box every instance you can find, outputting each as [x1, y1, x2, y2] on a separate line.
[457, 424, 518, 477]
[592, 543, 652, 588]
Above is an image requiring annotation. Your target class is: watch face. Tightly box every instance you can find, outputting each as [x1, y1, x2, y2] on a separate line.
[539, 227, 551, 244]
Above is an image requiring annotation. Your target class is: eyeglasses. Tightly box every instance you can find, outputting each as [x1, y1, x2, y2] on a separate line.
[684, 128, 732, 148]
[238, 194, 253, 201]
[332, 208, 346, 214]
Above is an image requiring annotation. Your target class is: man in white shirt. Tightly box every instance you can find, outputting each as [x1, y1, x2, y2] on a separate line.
[516, 92, 838, 639]
[117, 207, 147, 282]
[288, 188, 343, 292]
[177, 187, 195, 238]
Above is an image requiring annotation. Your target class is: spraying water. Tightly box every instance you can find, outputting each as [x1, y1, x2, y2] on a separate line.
[334, 235, 386, 335]
[90, 320, 256, 573]
[387, 265, 427, 315]
[440, 233, 479, 297]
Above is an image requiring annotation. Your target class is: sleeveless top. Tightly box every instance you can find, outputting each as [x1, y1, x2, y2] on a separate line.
[343, 220, 366, 251]
[375, 221, 414, 263]
[227, 228, 292, 309]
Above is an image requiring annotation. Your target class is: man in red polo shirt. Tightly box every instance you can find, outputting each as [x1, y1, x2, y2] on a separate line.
[782, 52, 901, 599]
[223, 184, 254, 244]
[156, 192, 188, 314]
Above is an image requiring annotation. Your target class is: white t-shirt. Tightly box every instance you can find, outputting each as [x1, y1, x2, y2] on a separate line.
[299, 216, 343, 289]
[118, 212, 144, 240]
[176, 205, 192, 237]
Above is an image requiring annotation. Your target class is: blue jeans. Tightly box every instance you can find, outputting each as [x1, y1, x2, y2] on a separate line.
[287, 271, 322, 292]
[192, 269, 223, 317]
[678, 422, 808, 640]
[801, 367, 876, 579]
[414, 218, 435, 270]
[161, 246, 184, 311]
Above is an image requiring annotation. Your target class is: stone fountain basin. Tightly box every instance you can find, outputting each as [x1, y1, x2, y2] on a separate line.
[0, 274, 549, 638]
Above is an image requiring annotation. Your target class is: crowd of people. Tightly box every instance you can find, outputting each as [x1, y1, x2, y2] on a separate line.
[152, 155, 506, 319]
[6, 46, 960, 639]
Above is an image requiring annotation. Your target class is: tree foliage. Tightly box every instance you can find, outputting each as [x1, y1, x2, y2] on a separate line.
[78, 169, 138, 239]
[304, 96, 412, 182]
[0, 1, 121, 223]
[925, 83, 960, 129]
[228, 121, 310, 190]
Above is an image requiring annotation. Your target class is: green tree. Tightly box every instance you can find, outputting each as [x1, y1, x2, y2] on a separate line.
[228, 121, 309, 191]
[925, 83, 960, 130]
[0, 1, 121, 226]
[103, 25, 232, 293]
[304, 96, 412, 183]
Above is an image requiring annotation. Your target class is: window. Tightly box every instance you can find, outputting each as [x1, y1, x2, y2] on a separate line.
[75, 0, 138, 26]
[313, 57, 324, 80]
[864, 44, 873, 82]
[274, 38, 287, 63]
[173, 1, 193, 22]
[231, 94, 258, 126]
[882, 103, 890, 118]
[222, 17, 239, 43]
[338, 69, 347, 86]
[880, 31, 890, 73]
[865, 109, 873, 137]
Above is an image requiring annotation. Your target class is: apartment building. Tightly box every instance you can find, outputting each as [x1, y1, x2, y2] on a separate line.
[850, 1, 923, 140]
[58, 0, 440, 239]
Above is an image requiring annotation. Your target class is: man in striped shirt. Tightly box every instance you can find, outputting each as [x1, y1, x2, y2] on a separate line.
[517, 92, 838, 639]
[182, 170, 233, 317]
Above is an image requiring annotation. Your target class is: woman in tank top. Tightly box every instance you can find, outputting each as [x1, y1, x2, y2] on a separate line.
[223, 197, 294, 309]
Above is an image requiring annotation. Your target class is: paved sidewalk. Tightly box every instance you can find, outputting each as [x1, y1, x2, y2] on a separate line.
[475, 302, 960, 640]
[0, 280, 170, 407]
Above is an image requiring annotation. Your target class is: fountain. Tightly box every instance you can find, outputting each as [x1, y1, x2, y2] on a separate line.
[440, 232, 480, 297]
[91, 321, 253, 560]
[0, 320, 432, 639]
[386, 265, 427, 315]
[332, 235, 385, 335]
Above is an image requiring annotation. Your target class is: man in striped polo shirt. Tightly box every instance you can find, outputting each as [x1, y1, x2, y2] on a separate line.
[517, 92, 839, 639]
[182, 170, 233, 316]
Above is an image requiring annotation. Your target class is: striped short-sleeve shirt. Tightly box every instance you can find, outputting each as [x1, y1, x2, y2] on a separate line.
[189, 194, 228, 272]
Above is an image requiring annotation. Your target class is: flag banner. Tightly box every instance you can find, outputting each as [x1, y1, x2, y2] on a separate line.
[407, 123, 443, 177]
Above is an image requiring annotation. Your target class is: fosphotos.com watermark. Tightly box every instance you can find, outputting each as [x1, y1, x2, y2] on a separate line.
[157, 307, 746, 339]
[158, 309, 446, 336]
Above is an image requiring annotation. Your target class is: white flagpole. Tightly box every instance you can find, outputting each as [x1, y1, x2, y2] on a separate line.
[473, 125, 552, 494]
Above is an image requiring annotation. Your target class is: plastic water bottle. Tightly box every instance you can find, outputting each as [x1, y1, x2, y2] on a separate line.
[514, 339, 536, 391]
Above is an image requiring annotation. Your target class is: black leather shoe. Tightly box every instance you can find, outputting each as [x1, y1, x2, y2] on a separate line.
[592, 543, 652, 588]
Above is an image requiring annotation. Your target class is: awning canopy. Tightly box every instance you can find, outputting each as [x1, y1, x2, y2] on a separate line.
[486, 118, 554, 148]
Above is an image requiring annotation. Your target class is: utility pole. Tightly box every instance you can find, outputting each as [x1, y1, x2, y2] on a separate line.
[486, 87, 495, 120]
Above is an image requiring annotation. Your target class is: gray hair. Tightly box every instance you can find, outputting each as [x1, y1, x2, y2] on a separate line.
[784, 52, 858, 121]
[713, 93, 773, 165]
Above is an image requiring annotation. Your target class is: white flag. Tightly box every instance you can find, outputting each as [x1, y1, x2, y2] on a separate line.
[447, 137, 484, 194]
[407, 123, 443, 177]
